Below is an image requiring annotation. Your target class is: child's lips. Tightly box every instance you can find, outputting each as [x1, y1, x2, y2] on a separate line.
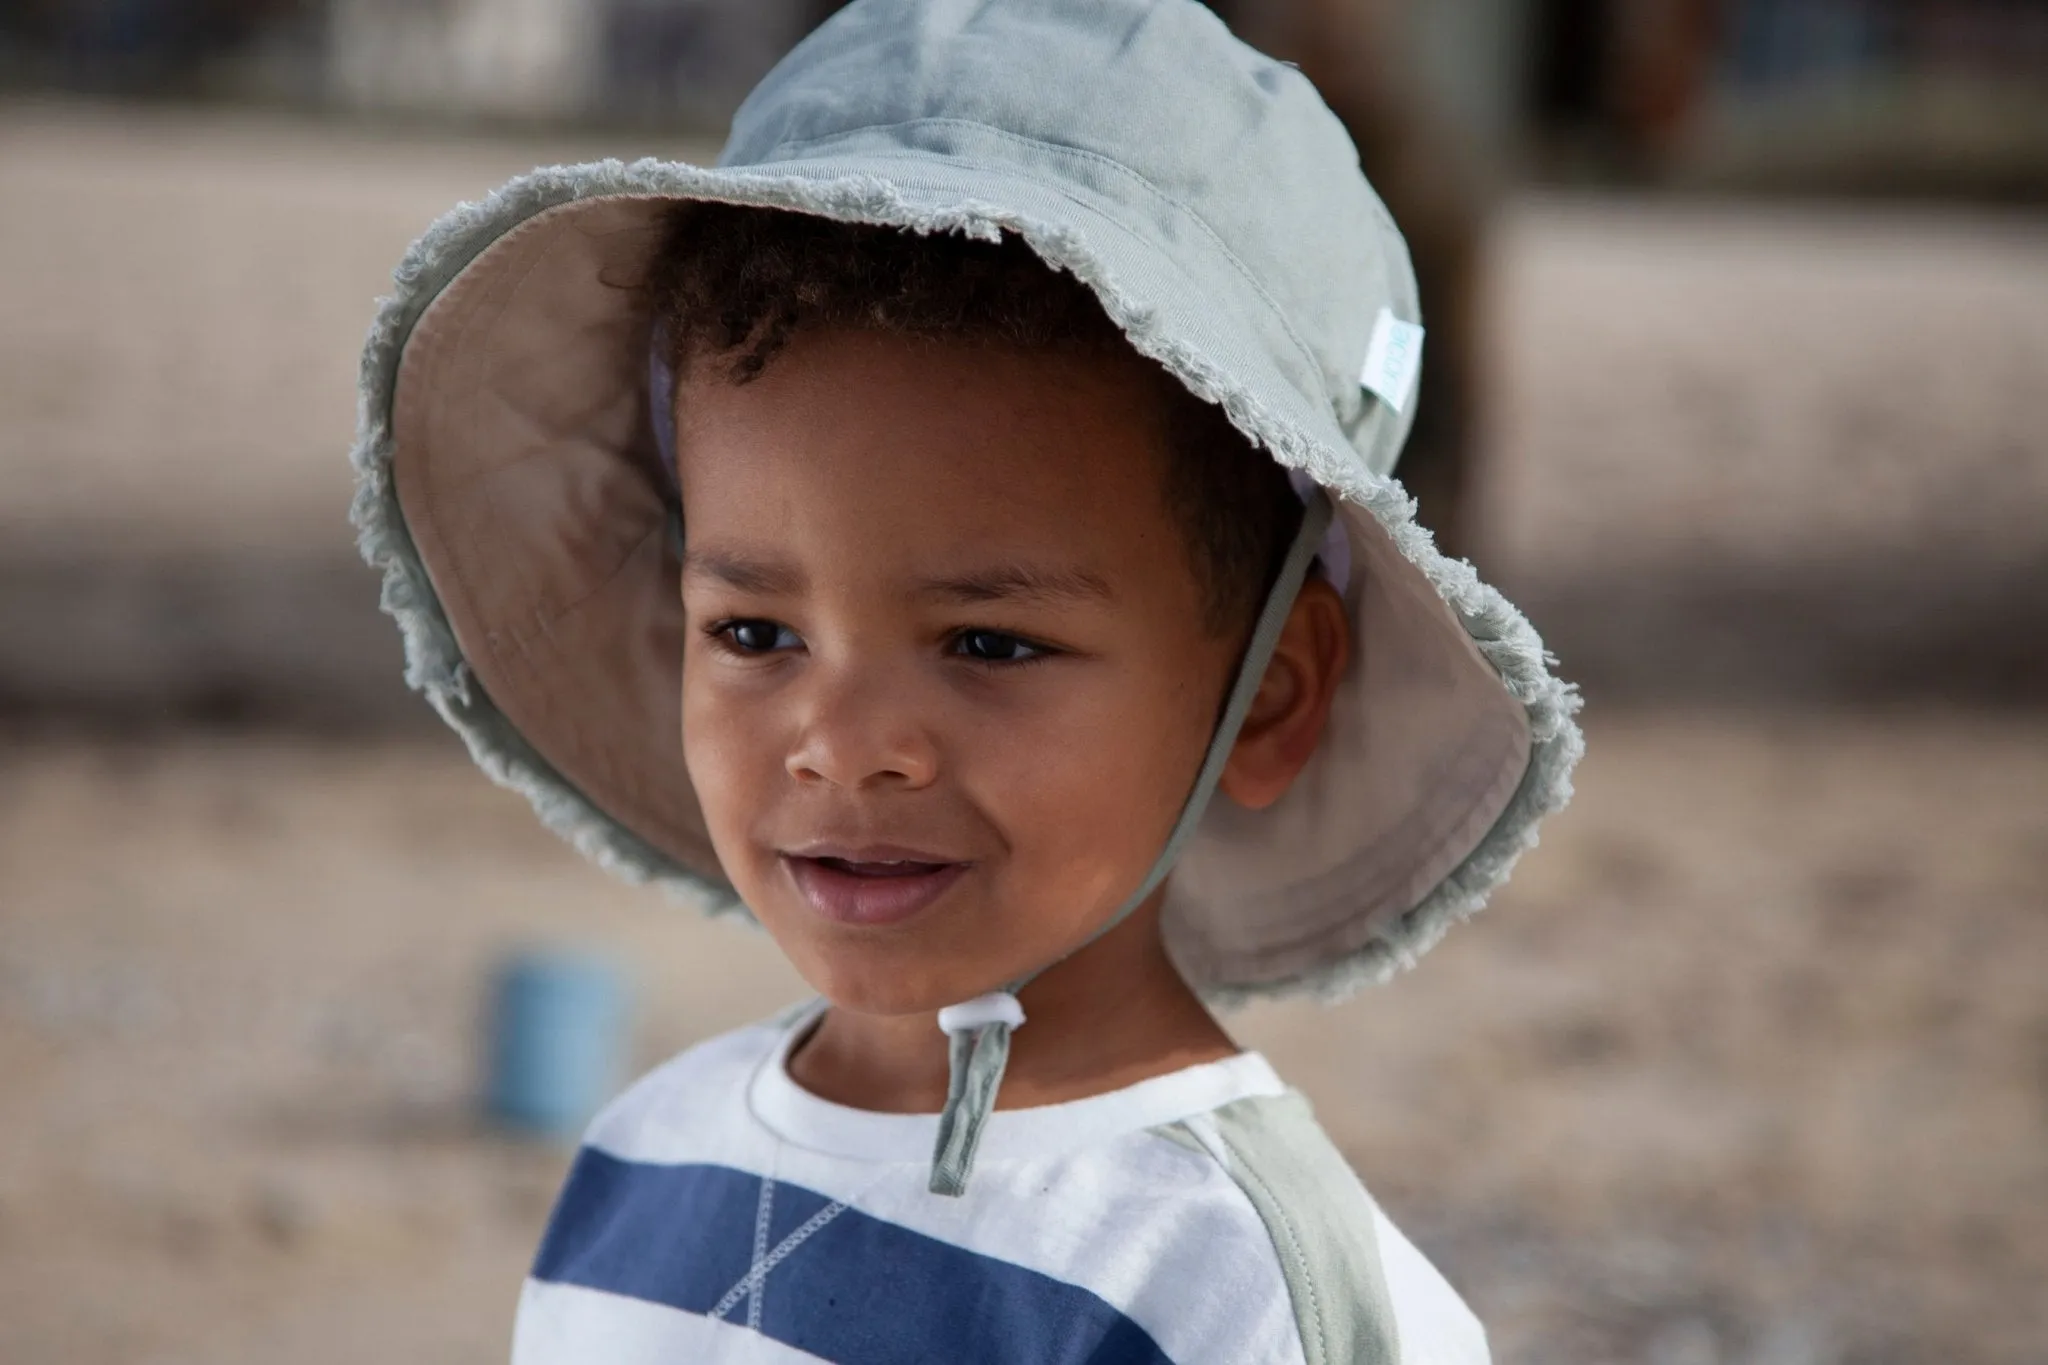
[780, 850, 971, 927]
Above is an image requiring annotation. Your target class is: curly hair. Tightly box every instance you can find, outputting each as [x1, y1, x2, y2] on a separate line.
[646, 202, 1302, 636]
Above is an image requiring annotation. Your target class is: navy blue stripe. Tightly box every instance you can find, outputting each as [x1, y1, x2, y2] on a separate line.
[533, 1149, 1174, 1365]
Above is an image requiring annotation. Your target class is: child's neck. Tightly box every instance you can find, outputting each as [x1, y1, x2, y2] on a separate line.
[786, 894, 1237, 1114]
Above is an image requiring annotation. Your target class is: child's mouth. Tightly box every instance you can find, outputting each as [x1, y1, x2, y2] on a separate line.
[781, 850, 970, 927]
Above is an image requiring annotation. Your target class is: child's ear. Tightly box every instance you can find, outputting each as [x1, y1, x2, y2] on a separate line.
[1218, 576, 1350, 810]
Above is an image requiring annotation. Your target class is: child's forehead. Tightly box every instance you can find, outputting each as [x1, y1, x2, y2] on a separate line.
[673, 326, 1172, 499]
[670, 329, 1207, 595]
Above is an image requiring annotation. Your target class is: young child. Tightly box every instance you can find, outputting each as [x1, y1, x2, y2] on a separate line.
[351, 0, 1580, 1359]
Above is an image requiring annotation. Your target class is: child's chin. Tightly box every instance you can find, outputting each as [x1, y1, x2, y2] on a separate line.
[748, 895, 1013, 1017]
[804, 956, 1002, 1020]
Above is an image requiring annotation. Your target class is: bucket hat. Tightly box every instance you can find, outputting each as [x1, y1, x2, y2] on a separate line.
[352, 0, 1581, 1190]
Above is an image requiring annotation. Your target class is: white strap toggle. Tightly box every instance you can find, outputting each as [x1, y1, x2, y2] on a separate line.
[936, 992, 1025, 1035]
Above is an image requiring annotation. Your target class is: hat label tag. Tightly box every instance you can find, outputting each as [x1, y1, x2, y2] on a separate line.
[1360, 307, 1424, 413]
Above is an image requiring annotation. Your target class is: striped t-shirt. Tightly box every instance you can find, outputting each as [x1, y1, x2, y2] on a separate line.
[515, 1005, 1489, 1364]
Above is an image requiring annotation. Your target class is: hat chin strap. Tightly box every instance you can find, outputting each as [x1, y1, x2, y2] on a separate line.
[926, 491, 1337, 1196]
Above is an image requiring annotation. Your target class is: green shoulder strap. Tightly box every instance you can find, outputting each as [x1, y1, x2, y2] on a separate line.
[1164, 1090, 1403, 1365]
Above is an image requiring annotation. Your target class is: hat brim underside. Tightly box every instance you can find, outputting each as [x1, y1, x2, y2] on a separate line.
[352, 159, 1582, 1005]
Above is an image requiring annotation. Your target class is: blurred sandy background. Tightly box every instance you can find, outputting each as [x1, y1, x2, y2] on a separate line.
[4, 3, 2047, 1362]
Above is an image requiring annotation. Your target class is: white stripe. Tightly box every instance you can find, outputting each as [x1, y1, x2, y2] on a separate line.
[514, 1279, 832, 1365]
[1374, 1209, 1491, 1364]
[746, 1006, 1287, 1165]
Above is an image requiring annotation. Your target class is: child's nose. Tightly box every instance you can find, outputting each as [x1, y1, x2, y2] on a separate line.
[783, 669, 939, 791]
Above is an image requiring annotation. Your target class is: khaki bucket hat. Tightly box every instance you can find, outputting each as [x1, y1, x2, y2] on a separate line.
[351, 0, 1581, 1184]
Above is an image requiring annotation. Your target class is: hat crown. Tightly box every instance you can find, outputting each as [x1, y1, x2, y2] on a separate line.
[353, 0, 1575, 1018]
[722, 0, 1413, 469]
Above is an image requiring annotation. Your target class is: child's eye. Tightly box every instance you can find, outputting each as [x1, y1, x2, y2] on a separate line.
[713, 619, 801, 654]
[954, 629, 1047, 664]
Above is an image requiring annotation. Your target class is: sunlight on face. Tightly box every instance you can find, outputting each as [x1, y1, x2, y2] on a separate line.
[674, 328, 1239, 1016]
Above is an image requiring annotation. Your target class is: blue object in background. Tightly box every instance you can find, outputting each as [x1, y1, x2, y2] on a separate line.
[487, 948, 630, 1139]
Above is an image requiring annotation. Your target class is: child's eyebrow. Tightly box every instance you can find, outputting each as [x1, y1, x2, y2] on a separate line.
[916, 564, 1114, 606]
[680, 549, 806, 595]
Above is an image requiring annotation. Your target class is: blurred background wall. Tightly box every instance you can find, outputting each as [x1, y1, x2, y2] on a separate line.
[1, 3, 2044, 1363]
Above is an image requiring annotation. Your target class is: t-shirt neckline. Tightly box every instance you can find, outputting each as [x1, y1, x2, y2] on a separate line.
[746, 1001, 1285, 1164]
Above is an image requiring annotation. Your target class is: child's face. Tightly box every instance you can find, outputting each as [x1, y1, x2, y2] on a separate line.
[674, 328, 1242, 1015]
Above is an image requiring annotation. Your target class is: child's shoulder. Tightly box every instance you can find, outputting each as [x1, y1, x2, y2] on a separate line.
[1161, 1089, 1491, 1365]
[578, 1002, 811, 1160]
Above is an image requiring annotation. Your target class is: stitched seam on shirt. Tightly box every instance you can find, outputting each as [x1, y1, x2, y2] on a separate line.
[747, 1175, 775, 1331]
[753, 1201, 848, 1289]
[1220, 1128, 1328, 1365]
[709, 1198, 850, 1323]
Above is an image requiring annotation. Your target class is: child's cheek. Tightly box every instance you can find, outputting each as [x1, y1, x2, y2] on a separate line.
[973, 691, 1189, 924]
[679, 675, 782, 883]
